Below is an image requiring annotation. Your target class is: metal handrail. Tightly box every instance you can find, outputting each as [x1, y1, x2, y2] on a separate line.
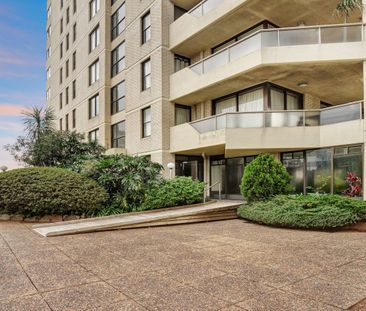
[188, 23, 365, 74]
[203, 181, 221, 203]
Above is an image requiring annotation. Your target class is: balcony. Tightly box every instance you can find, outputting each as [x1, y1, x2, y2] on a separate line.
[169, 0, 358, 56]
[170, 102, 364, 155]
[170, 23, 366, 105]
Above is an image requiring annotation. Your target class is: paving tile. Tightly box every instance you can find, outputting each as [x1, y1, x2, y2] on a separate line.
[23, 259, 99, 292]
[94, 299, 148, 311]
[138, 285, 229, 311]
[350, 298, 366, 310]
[43, 282, 126, 311]
[219, 306, 245, 311]
[192, 274, 272, 304]
[238, 290, 341, 311]
[283, 276, 366, 309]
[0, 294, 51, 311]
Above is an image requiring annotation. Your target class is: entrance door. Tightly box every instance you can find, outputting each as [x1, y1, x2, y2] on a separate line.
[210, 158, 226, 199]
[226, 158, 244, 199]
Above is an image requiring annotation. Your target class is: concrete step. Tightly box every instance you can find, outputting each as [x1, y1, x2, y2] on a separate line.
[32, 201, 243, 237]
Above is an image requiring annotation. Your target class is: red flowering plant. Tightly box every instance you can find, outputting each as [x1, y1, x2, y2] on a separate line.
[343, 172, 362, 197]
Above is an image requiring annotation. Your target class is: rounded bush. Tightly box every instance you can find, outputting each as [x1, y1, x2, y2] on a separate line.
[0, 167, 108, 217]
[238, 194, 366, 229]
[141, 177, 204, 211]
[240, 154, 293, 202]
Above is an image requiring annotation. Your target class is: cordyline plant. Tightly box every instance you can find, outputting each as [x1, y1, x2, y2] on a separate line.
[335, 0, 363, 23]
[343, 172, 362, 197]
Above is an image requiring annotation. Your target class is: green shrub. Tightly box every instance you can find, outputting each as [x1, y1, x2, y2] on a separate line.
[141, 177, 205, 211]
[69, 154, 163, 213]
[0, 167, 108, 217]
[237, 194, 366, 229]
[240, 154, 293, 202]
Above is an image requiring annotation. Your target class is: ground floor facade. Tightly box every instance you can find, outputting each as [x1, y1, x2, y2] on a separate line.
[175, 144, 363, 200]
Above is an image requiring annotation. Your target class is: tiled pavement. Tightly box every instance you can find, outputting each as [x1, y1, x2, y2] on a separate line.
[1, 220, 366, 311]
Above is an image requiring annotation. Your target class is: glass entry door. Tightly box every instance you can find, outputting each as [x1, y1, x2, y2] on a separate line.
[210, 158, 226, 199]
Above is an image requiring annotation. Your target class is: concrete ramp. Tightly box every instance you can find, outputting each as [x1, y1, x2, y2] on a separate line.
[32, 201, 242, 237]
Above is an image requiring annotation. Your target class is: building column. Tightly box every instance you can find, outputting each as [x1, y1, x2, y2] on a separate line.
[202, 154, 210, 198]
[363, 61, 366, 200]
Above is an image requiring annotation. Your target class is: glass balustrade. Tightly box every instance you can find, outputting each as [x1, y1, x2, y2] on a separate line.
[189, 0, 222, 17]
[187, 24, 364, 75]
[187, 102, 362, 134]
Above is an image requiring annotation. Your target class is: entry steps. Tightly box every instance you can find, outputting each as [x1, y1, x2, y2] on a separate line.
[33, 200, 242, 237]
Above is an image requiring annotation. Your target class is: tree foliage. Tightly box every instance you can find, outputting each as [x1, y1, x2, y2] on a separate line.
[335, 0, 363, 22]
[240, 154, 293, 202]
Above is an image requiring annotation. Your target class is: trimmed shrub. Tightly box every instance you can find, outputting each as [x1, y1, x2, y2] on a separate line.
[141, 177, 205, 211]
[0, 167, 108, 217]
[237, 194, 366, 229]
[240, 154, 293, 202]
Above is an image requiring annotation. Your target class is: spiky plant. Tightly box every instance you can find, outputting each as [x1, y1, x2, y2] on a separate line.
[22, 106, 55, 142]
[336, 0, 363, 23]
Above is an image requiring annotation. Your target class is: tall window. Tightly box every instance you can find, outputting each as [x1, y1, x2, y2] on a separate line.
[141, 11, 151, 44]
[89, 25, 100, 52]
[65, 113, 69, 131]
[66, 7, 70, 24]
[66, 33, 70, 50]
[141, 58, 151, 91]
[65, 59, 69, 77]
[59, 118, 63, 131]
[72, 51, 76, 70]
[90, 0, 100, 19]
[46, 88, 51, 101]
[59, 68, 63, 84]
[60, 18, 63, 34]
[89, 129, 99, 142]
[59, 93, 63, 109]
[89, 60, 99, 85]
[72, 109, 76, 128]
[111, 121, 126, 148]
[174, 54, 190, 72]
[65, 86, 69, 105]
[73, 23, 77, 42]
[111, 3, 126, 40]
[111, 81, 125, 114]
[73, 0, 77, 13]
[46, 67, 51, 80]
[111, 42, 125, 77]
[89, 94, 99, 119]
[142, 107, 151, 137]
[60, 42, 63, 59]
[72, 80, 76, 99]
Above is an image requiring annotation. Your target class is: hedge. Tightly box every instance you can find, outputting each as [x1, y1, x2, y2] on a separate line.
[0, 167, 108, 217]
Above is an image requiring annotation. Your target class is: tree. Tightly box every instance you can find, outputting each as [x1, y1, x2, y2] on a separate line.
[336, 0, 363, 22]
[240, 154, 293, 202]
[6, 131, 104, 167]
[22, 106, 55, 141]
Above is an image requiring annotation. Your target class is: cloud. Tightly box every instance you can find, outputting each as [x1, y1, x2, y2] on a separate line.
[0, 120, 24, 133]
[0, 104, 30, 117]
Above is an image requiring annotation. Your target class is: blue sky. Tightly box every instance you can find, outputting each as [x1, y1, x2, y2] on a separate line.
[0, 0, 45, 168]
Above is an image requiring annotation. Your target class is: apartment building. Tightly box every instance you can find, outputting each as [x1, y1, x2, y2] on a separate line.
[46, 0, 366, 199]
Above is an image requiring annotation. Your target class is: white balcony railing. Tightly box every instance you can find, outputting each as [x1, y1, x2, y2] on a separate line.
[190, 23, 365, 75]
[189, 0, 222, 17]
[189, 101, 363, 134]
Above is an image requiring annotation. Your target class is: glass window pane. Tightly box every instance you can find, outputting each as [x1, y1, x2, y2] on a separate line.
[282, 152, 305, 193]
[287, 93, 301, 110]
[215, 96, 236, 114]
[306, 149, 332, 194]
[270, 88, 285, 110]
[175, 106, 191, 125]
[238, 88, 264, 112]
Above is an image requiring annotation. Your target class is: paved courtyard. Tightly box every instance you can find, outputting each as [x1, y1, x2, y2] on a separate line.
[1, 220, 366, 311]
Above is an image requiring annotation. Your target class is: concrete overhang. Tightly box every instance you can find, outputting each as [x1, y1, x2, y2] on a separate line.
[170, 43, 365, 105]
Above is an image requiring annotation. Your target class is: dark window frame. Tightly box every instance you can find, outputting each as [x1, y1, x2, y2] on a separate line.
[111, 81, 125, 114]
[141, 58, 151, 91]
[141, 11, 151, 44]
[175, 104, 192, 125]
[88, 94, 99, 119]
[111, 121, 126, 148]
[111, 2, 126, 40]
[142, 106, 151, 138]
[111, 41, 125, 77]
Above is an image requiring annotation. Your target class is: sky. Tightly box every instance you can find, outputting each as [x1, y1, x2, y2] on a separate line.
[0, 0, 46, 169]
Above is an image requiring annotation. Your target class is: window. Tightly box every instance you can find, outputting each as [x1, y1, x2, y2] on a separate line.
[72, 51, 76, 70]
[73, 0, 77, 14]
[65, 60, 69, 77]
[111, 0, 117, 5]
[59, 118, 63, 131]
[141, 11, 151, 44]
[65, 113, 69, 131]
[46, 88, 51, 101]
[47, 5, 52, 19]
[89, 94, 99, 118]
[59, 68, 63, 84]
[142, 107, 151, 137]
[60, 18, 63, 34]
[111, 121, 126, 148]
[59, 93, 63, 109]
[175, 104, 191, 125]
[60, 42, 63, 59]
[90, 0, 100, 19]
[60, 0, 63, 9]
[66, 7, 70, 24]
[46, 67, 51, 80]
[66, 33, 70, 50]
[89, 129, 99, 142]
[89, 60, 99, 85]
[47, 47, 51, 59]
[72, 80, 76, 99]
[141, 58, 151, 91]
[111, 81, 125, 114]
[72, 109, 76, 128]
[111, 42, 125, 77]
[73, 23, 77, 42]
[47, 25, 52, 39]
[174, 54, 190, 72]
[89, 26, 100, 52]
[174, 5, 187, 21]
[65, 87, 69, 105]
[111, 3, 126, 40]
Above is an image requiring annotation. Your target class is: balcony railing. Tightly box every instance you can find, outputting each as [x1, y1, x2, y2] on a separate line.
[189, 0, 222, 17]
[189, 101, 363, 134]
[190, 23, 365, 75]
